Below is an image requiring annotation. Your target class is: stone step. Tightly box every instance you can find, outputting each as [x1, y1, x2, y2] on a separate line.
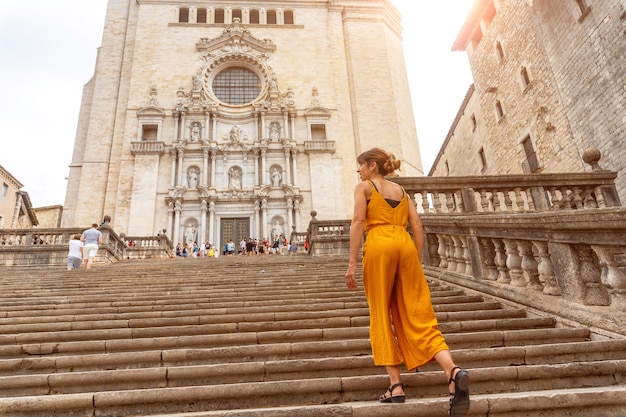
[0, 362, 625, 416]
[0, 255, 624, 416]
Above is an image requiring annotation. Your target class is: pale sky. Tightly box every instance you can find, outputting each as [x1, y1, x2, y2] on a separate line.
[0, 1, 474, 208]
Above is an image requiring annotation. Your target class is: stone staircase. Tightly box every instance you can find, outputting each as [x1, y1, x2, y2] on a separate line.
[0, 255, 625, 417]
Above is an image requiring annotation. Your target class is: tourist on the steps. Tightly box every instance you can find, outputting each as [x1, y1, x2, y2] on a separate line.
[67, 234, 83, 270]
[80, 223, 102, 270]
[344, 148, 470, 416]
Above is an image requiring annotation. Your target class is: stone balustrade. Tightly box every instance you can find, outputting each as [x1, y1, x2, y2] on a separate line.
[123, 234, 173, 259]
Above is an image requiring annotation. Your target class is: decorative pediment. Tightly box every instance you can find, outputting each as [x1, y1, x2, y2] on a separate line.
[137, 106, 165, 117]
[196, 20, 276, 59]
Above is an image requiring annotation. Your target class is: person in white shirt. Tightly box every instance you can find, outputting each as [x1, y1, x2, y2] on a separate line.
[81, 224, 103, 270]
[67, 234, 83, 270]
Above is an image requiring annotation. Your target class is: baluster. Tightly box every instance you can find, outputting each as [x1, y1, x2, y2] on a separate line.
[594, 186, 607, 208]
[479, 189, 490, 212]
[450, 236, 465, 273]
[519, 241, 542, 290]
[461, 236, 473, 275]
[503, 190, 514, 211]
[433, 192, 443, 213]
[493, 238, 511, 284]
[503, 239, 525, 287]
[447, 235, 458, 272]
[437, 234, 448, 269]
[513, 188, 524, 212]
[479, 238, 499, 281]
[445, 192, 455, 213]
[582, 188, 598, 208]
[456, 191, 465, 212]
[591, 245, 626, 311]
[525, 187, 536, 211]
[560, 187, 573, 209]
[572, 187, 584, 209]
[534, 241, 561, 295]
[420, 191, 429, 213]
[577, 245, 610, 306]
[548, 187, 559, 209]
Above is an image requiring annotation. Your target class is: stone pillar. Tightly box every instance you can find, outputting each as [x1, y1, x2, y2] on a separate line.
[253, 150, 259, 186]
[261, 112, 266, 138]
[291, 149, 298, 186]
[200, 200, 207, 244]
[170, 147, 177, 187]
[261, 149, 267, 185]
[173, 200, 182, 245]
[180, 113, 187, 140]
[261, 199, 268, 238]
[174, 113, 180, 141]
[284, 149, 291, 185]
[167, 202, 174, 242]
[208, 201, 215, 245]
[204, 112, 210, 140]
[290, 113, 295, 140]
[294, 199, 301, 232]
[254, 200, 261, 239]
[212, 114, 217, 141]
[176, 147, 184, 187]
[202, 147, 209, 186]
[210, 150, 217, 187]
[287, 198, 293, 239]
[283, 112, 289, 138]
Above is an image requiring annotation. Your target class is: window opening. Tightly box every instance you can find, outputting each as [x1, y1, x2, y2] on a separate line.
[1, 183, 8, 197]
[267, 10, 277, 24]
[310, 124, 327, 141]
[284, 10, 294, 24]
[142, 124, 159, 141]
[215, 8, 225, 24]
[495, 100, 504, 120]
[495, 41, 504, 61]
[232, 9, 242, 22]
[520, 66, 531, 89]
[478, 147, 487, 172]
[249, 9, 260, 24]
[522, 135, 540, 173]
[212, 67, 261, 105]
[470, 113, 477, 131]
[179, 7, 189, 23]
[197, 8, 207, 24]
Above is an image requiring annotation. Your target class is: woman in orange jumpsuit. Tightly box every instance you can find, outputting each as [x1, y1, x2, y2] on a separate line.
[345, 148, 470, 416]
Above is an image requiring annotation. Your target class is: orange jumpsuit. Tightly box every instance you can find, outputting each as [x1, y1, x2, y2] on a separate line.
[362, 183, 449, 371]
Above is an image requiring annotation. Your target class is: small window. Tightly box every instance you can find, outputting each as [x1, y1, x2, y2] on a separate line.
[520, 66, 531, 89]
[249, 9, 260, 24]
[179, 7, 189, 23]
[197, 8, 207, 24]
[1, 183, 8, 197]
[575, 0, 591, 21]
[267, 10, 277, 24]
[284, 10, 294, 25]
[232, 9, 242, 22]
[478, 147, 487, 172]
[522, 135, 540, 173]
[470, 113, 477, 132]
[495, 100, 504, 120]
[142, 124, 159, 141]
[215, 8, 225, 24]
[310, 124, 327, 141]
[495, 40, 504, 61]
[445, 161, 450, 175]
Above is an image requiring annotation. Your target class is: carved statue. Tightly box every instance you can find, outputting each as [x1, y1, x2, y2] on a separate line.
[269, 122, 280, 142]
[188, 168, 198, 189]
[190, 124, 200, 141]
[229, 167, 242, 190]
[271, 168, 282, 188]
[272, 221, 284, 241]
[184, 224, 197, 245]
[192, 74, 202, 92]
[229, 125, 241, 143]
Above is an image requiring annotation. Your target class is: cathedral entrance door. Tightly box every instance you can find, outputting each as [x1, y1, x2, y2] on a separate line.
[221, 218, 250, 254]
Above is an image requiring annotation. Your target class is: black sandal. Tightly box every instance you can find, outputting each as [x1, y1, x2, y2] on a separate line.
[449, 366, 470, 416]
[379, 382, 405, 403]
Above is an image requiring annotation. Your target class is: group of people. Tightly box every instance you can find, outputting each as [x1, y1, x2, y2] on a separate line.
[66, 223, 102, 271]
[174, 236, 299, 258]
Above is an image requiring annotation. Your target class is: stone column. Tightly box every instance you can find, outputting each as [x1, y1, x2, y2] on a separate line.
[167, 202, 174, 241]
[202, 146, 209, 186]
[212, 114, 217, 141]
[176, 147, 184, 187]
[204, 112, 210, 140]
[291, 149, 298, 186]
[261, 148, 267, 185]
[208, 201, 215, 245]
[254, 200, 261, 239]
[260, 112, 266, 139]
[283, 112, 289, 139]
[253, 149, 259, 186]
[200, 200, 207, 244]
[290, 113, 295, 140]
[170, 147, 177, 187]
[287, 198, 293, 239]
[180, 113, 187, 140]
[261, 199, 268, 238]
[294, 200, 301, 232]
[210, 150, 217, 187]
[174, 113, 180, 141]
[173, 200, 182, 245]
[284, 149, 291, 185]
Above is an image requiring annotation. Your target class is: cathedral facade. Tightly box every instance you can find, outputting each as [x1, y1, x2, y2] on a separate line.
[62, 1, 422, 247]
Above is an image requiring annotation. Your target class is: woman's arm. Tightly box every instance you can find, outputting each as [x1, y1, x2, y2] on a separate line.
[345, 182, 368, 289]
